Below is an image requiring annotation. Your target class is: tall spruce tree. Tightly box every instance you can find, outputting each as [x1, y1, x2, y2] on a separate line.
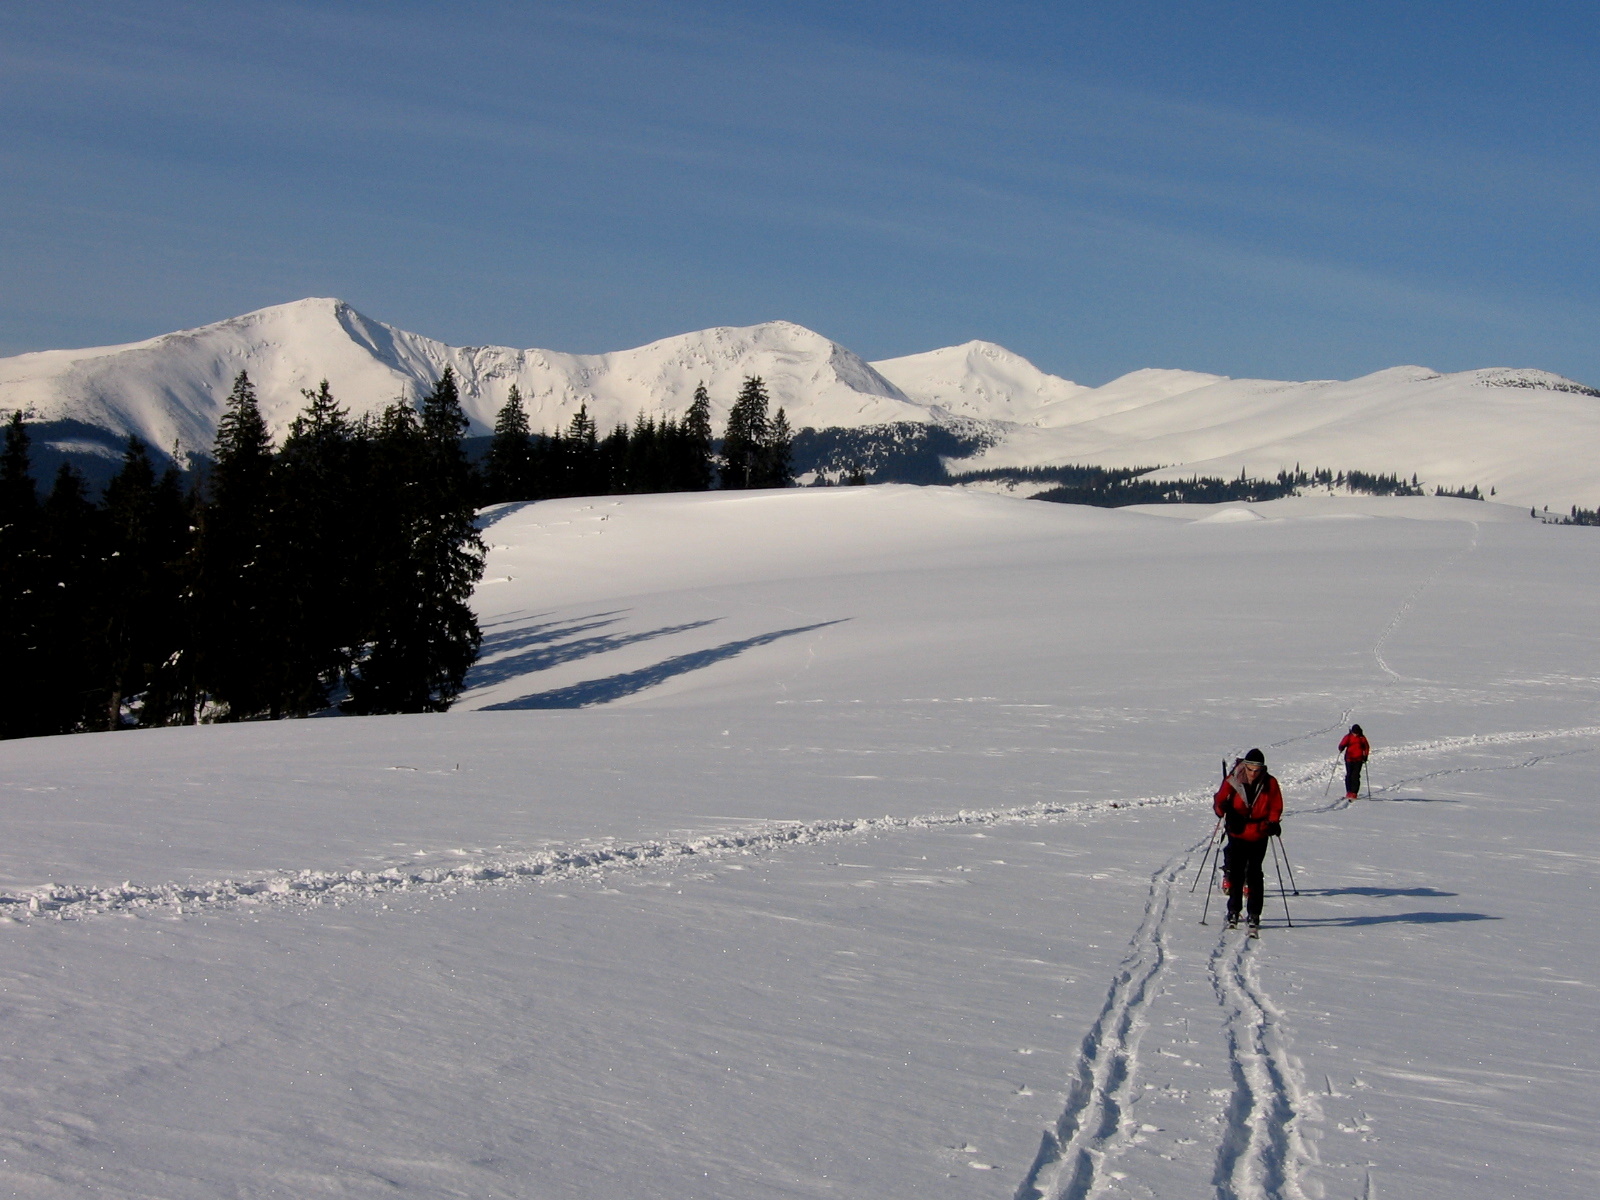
[276, 380, 359, 715]
[720, 376, 770, 490]
[485, 384, 534, 504]
[762, 406, 794, 488]
[599, 423, 630, 493]
[35, 464, 102, 734]
[93, 439, 189, 729]
[196, 370, 281, 720]
[0, 412, 45, 739]
[680, 383, 714, 491]
[626, 412, 665, 494]
[565, 403, 601, 496]
[347, 371, 485, 713]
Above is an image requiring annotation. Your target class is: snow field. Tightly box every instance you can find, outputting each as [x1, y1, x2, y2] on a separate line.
[2, 485, 1598, 1198]
[10, 297, 1600, 509]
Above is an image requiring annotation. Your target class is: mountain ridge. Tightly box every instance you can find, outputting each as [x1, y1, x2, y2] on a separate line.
[3, 298, 1598, 509]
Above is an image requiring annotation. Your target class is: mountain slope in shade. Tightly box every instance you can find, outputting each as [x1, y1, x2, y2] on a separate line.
[0, 298, 934, 462]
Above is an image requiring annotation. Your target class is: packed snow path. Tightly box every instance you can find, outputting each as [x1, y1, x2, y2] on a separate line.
[2, 488, 1598, 1198]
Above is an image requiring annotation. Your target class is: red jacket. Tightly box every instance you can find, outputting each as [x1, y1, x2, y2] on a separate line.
[1338, 733, 1370, 763]
[1214, 766, 1283, 842]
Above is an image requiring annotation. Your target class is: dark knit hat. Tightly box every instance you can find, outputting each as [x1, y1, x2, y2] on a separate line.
[1351, 724, 1363, 735]
[1243, 748, 1266, 765]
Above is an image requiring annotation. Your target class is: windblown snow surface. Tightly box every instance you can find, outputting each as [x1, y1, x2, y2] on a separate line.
[2, 486, 1597, 1199]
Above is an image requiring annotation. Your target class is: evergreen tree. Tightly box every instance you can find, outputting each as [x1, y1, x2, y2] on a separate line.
[132, 460, 194, 727]
[195, 370, 281, 720]
[346, 373, 486, 714]
[761, 406, 794, 488]
[680, 383, 714, 491]
[726, 376, 774, 489]
[35, 464, 103, 733]
[275, 380, 360, 715]
[92, 439, 189, 729]
[720, 376, 770, 490]
[0, 412, 45, 739]
[565, 403, 601, 496]
[485, 384, 534, 504]
[345, 400, 427, 712]
[420, 367, 473, 503]
[628, 412, 674, 494]
[599, 423, 630, 494]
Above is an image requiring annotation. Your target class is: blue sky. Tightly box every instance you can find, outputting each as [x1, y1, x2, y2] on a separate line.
[3, 0, 1598, 384]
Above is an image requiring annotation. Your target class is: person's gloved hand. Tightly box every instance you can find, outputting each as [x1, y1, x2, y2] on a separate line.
[1267, 821, 1282, 837]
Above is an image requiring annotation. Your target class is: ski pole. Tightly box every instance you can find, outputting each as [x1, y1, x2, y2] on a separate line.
[1270, 837, 1294, 927]
[1364, 757, 1373, 799]
[1190, 818, 1223, 893]
[1200, 845, 1222, 925]
[1322, 755, 1339, 797]
[1274, 832, 1300, 895]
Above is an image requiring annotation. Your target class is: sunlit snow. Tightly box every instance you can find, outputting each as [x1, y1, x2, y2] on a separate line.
[1, 485, 1596, 1198]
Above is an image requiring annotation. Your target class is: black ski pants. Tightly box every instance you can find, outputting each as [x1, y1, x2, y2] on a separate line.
[1344, 757, 1365, 796]
[1223, 836, 1271, 921]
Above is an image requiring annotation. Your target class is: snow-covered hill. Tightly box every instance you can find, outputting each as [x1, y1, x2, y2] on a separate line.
[4, 298, 1600, 508]
[2, 486, 1597, 1197]
[0, 298, 935, 463]
[955, 364, 1600, 510]
[870, 339, 1092, 424]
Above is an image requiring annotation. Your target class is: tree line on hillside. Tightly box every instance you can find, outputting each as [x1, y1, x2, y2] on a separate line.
[1026, 465, 1427, 506]
[0, 371, 486, 740]
[0, 372, 796, 741]
[480, 375, 793, 503]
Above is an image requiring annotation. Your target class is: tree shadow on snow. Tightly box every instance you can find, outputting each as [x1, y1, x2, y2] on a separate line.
[478, 611, 626, 655]
[484, 620, 847, 710]
[468, 614, 721, 689]
[1289, 911, 1498, 928]
[475, 501, 538, 531]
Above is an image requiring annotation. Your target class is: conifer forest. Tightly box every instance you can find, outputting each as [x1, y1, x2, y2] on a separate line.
[0, 371, 795, 740]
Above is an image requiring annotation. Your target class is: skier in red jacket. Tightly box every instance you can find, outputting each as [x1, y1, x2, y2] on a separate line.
[1213, 748, 1284, 931]
[1337, 724, 1370, 799]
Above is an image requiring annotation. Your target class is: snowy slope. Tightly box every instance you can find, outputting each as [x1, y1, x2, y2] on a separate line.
[870, 339, 1092, 423]
[0, 299, 930, 459]
[4, 299, 1600, 507]
[2, 486, 1598, 1199]
[958, 364, 1600, 510]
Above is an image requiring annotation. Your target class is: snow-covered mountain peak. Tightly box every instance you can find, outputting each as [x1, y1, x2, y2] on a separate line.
[0, 303, 940, 457]
[4, 300, 1600, 508]
[871, 339, 1088, 423]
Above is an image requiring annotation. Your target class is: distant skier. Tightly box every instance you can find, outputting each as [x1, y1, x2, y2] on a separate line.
[1213, 748, 1283, 931]
[1337, 723, 1370, 799]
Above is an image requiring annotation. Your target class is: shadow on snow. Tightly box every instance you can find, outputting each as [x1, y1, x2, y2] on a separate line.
[1299, 886, 1458, 898]
[484, 620, 847, 710]
[1288, 911, 1498, 927]
[1366, 795, 1462, 803]
[467, 613, 720, 689]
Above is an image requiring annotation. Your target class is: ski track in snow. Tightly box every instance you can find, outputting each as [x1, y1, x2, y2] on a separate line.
[4, 723, 1593, 925]
[1012, 836, 1195, 1200]
[1209, 926, 1321, 1200]
[1009, 517, 1584, 1200]
[1372, 520, 1479, 681]
[0, 790, 1212, 924]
